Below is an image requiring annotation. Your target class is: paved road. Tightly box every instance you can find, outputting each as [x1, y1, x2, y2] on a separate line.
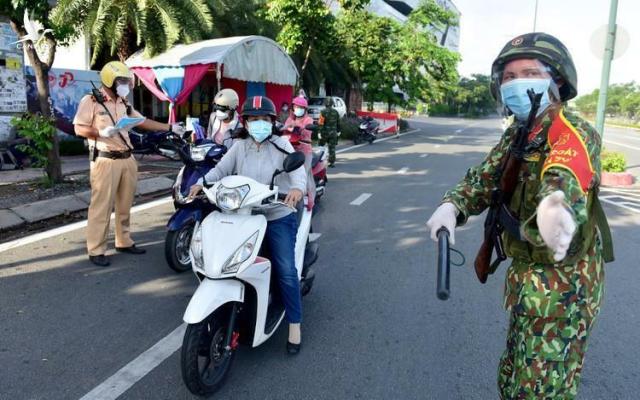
[1, 117, 639, 400]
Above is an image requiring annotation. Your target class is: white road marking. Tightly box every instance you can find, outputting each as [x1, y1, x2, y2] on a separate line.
[0, 197, 173, 254]
[336, 128, 419, 154]
[600, 197, 640, 214]
[603, 139, 640, 151]
[455, 129, 463, 133]
[397, 167, 409, 174]
[420, 154, 428, 158]
[350, 193, 372, 206]
[599, 187, 640, 214]
[435, 144, 441, 148]
[79, 323, 186, 400]
[308, 233, 322, 242]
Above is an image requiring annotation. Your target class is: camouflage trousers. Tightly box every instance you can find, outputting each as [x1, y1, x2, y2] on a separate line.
[320, 133, 338, 165]
[497, 311, 595, 399]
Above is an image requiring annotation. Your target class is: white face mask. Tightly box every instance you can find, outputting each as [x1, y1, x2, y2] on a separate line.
[293, 107, 305, 117]
[215, 110, 229, 120]
[116, 84, 130, 98]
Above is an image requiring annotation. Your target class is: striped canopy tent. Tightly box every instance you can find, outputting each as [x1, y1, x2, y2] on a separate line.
[125, 36, 299, 123]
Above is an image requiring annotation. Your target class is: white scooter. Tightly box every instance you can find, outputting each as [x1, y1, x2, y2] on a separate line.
[180, 152, 318, 397]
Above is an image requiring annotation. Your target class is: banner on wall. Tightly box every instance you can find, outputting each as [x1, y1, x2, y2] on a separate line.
[24, 67, 100, 136]
[355, 111, 399, 134]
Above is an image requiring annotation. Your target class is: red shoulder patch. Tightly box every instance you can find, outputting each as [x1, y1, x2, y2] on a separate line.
[542, 111, 594, 193]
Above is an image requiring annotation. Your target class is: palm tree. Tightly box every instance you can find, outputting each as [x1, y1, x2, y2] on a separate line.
[51, 0, 214, 64]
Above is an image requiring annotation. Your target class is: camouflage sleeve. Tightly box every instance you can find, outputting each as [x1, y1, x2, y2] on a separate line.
[522, 112, 601, 245]
[442, 129, 511, 225]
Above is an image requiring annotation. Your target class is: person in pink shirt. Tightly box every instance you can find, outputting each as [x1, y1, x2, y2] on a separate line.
[285, 96, 316, 208]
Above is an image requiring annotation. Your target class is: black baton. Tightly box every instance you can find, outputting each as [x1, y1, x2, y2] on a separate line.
[436, 228, 450, 301]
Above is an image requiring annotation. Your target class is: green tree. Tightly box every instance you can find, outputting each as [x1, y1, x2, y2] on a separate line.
[1, 0, 76, 182]
[265, 0, 338, 87]
[336, 0, 459, 109]
[51, 0, 213, 64]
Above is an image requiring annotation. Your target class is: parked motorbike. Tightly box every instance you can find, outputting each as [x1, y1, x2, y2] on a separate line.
[165, 137, 227, 272]
[354, 115, 379, 144]
[129, 129, 183, 161]
[180, 152, 318, 396]
[278, 122, 328, 201]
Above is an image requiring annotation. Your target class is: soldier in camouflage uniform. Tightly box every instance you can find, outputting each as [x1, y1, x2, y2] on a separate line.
[319, 98, 340, 167]
[426, 33, 613, 399]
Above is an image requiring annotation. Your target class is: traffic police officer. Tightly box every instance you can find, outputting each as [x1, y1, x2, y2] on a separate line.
[74, 61, 185, 267]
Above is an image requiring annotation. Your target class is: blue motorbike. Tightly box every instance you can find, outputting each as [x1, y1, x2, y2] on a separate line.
[165, 138, 227, 272]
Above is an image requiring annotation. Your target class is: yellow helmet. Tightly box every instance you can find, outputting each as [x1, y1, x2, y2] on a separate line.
[100, 61, 133, 88]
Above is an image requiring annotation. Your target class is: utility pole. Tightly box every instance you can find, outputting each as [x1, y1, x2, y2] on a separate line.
[533, 0, 539, 31]
[595, 0, 619, 136]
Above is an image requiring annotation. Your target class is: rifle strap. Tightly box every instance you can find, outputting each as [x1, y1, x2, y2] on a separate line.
[593, 190, 615, 263]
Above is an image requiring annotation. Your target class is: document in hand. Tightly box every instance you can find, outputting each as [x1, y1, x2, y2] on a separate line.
[115, 117, 145, 130]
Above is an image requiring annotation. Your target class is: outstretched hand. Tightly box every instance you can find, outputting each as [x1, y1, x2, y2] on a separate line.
[537, 190, 576, 262]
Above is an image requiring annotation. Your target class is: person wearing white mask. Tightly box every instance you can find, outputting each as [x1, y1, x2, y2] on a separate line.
[207, 88, 242, 148]
[188, 96, 306, 355]
[425, 32, 613, 399]
[73, 61, 185, 267]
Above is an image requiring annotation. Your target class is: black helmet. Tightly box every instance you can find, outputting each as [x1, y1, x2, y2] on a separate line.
[241, 96, 277, 120]
[491, 32, 577, 102]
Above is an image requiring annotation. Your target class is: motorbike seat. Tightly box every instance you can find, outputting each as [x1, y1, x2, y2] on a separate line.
[312, 150, 324, 168]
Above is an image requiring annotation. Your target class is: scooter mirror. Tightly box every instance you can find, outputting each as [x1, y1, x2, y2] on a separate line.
[283, 151, 305, 173]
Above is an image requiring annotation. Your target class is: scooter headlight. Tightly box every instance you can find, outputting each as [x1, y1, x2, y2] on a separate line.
[222, 231, 259, 274]
[359, 123, 368, 129]
[216, 184, 250, 211]
[190, 223, 204, 270]
[190, 145, 212, 162]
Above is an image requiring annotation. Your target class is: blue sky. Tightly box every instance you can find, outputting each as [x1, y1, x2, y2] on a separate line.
[454, 0, 638, 97]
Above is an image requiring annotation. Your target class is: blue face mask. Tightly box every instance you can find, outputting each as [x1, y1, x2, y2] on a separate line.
[500, 78, 552, 121]
[247, 120, 273, 143]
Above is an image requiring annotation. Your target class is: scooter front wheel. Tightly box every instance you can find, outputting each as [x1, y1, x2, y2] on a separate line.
[165, 223, 194, 273]
[181, 306, 236, 396]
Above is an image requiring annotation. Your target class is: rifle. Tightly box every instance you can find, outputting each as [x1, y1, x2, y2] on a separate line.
[473, 89, 543, 283]
[436, 228, 450, 300]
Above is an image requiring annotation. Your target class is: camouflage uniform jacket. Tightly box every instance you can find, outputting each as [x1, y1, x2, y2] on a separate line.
[443, 108, 604, 319]
[320, 107, 340, 136]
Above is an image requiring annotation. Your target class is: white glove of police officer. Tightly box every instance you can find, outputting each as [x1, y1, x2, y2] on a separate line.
[426, 202, 459, 245]
[98, 126, 119, 138]
[170, 123, 186, 136]
[536, 190, 576, 262]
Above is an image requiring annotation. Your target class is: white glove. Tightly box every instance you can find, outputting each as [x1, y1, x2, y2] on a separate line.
[426, 202, 459, 245]
[171, 123, 186, 135]
[536, 190, 576, 262]
[98, 126, 119, 138]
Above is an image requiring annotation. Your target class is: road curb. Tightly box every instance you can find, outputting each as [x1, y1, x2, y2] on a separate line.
[0, 176, 174, 233]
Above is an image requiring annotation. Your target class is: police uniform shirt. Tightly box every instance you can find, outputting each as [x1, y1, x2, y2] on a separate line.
[73, 88, 145, 152]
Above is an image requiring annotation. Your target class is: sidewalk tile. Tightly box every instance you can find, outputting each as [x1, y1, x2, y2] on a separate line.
[135, 176, 174, 196]
[0, 209, 25, 230]
[75, 190, 92, 205]
[11, 195, 87, 223]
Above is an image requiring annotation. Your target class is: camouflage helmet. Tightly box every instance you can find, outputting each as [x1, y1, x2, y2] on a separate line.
[490, 32, 577, 102]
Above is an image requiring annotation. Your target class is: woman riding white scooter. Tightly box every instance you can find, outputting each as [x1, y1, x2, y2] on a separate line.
[188, 95, 306, 354]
